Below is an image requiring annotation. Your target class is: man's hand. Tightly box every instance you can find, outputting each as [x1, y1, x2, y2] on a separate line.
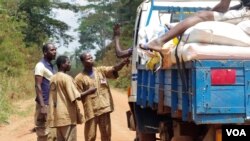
[40, 105, 48, 114]
[39, 105, 48, 122]
[114, 58, 130, 71]
[87, 87, 97, 94]
[79, 87, 97, 98]
[113, 23, 121, 37]
[122, 58, 130, 66]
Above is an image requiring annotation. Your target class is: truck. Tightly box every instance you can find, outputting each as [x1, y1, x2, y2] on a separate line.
[120, 0, 250, 141]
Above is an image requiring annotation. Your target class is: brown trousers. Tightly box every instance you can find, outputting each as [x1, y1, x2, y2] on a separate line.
[84, 113, 111, 141]
[57, 125, 77, 141]
[34, 103, 57, 141]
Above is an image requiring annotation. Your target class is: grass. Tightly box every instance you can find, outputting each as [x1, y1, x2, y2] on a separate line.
[0, 94, 12, 124]
[15, 101, 34, 117]
[0, 70, 35, 124]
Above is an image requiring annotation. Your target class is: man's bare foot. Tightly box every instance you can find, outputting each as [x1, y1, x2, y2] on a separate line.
[139, 39, 163, 52]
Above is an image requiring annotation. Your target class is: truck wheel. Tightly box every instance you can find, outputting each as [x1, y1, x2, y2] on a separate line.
[159, 121, 173, 141]
[138, 132, 156, 141]
[126, 110, 136, 131]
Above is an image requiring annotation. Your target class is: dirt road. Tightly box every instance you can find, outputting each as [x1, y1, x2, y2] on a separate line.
[0, 88, 135, 141]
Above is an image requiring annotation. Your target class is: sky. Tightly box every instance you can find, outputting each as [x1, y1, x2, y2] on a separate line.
[52, 0, 88, 55]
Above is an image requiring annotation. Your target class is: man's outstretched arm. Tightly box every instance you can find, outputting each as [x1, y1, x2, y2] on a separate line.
[113, 24, 133, 58]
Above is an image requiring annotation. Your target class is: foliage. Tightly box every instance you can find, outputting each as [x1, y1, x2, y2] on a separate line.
[78, 0, 114, 58]
[52, 2, 81, 12]
[17, 0, 73, 47]
[0, 0, 27, 76]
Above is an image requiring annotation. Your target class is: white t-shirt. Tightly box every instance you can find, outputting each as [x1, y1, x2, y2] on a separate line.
[34, 62, 54, 81]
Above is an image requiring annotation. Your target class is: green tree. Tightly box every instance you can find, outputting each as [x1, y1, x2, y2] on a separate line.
[17, 0, 75, 47]
[78, 0, 114, 58]
[0, 0, 27, 76]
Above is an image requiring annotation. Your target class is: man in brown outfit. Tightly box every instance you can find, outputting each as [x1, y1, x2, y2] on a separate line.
[48, 55, 96, 141]
[75, 52, 129, 141]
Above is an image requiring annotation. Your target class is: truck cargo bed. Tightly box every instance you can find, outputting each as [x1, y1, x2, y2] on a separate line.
[136, 60, 250, 124]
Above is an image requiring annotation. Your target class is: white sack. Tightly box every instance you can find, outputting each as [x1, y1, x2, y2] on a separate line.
[171, 43, 250, 63]
[182, 21, 250, 46]
[237, 20, 250, 35]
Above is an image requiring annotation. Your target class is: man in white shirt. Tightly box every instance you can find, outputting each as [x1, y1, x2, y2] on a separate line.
[34, 43, 57, 141]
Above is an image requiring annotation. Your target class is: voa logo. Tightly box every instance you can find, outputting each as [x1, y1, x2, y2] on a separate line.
[226, 129, 246, 136]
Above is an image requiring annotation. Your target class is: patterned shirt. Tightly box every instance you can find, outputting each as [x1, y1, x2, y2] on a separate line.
[74, 66, 118, 121]
[48, 72, 81, 127]
[34, 58, 56, 105]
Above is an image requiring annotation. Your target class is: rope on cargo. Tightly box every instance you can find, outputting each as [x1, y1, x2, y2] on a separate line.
[137, 84, 194, 95]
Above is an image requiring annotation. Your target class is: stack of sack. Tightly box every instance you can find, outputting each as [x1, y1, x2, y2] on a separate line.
[169, 21, 250, 66]
[137, 21, 250, 70]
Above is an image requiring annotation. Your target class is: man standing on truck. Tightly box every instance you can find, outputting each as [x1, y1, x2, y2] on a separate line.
[75, 52, 129, 141]
[140, 0, 250, 52]
[34, 43, 57, 141]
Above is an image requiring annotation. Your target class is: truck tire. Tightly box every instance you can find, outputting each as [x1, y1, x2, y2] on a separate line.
[126, 110, 136, 131]
[159, 121, 173, 141]
[138, 132, 156, 141]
